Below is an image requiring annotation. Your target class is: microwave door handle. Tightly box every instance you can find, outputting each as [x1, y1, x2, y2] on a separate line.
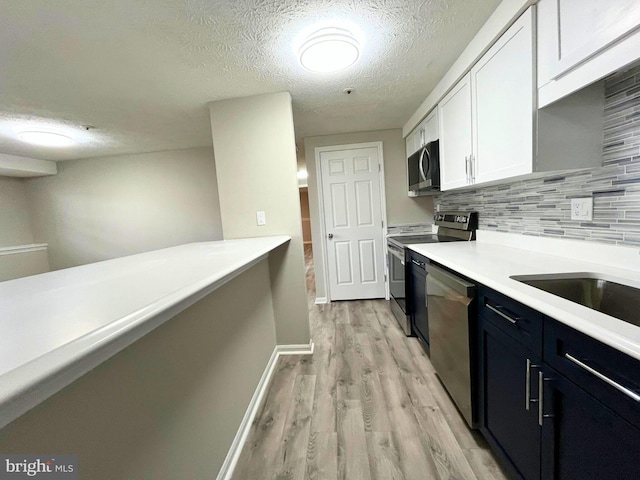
[419, 148, 429, 182]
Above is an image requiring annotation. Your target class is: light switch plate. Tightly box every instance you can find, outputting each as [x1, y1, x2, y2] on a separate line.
[256, 210, 266, 226]
[571, 198, 593, 221]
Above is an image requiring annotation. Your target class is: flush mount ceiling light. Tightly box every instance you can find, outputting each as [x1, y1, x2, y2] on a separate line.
[18, 131, 73, 147]
[299, 27, 360, 73]
[297, 169, 308, 180]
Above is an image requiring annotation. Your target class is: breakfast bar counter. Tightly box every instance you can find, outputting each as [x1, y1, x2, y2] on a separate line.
[0, 236, 290, 429]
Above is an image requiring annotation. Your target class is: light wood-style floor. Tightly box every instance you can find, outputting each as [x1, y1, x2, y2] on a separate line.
[232, 245, 507, 480]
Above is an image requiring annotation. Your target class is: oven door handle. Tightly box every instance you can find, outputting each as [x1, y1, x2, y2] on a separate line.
[388, 246, 405, 262]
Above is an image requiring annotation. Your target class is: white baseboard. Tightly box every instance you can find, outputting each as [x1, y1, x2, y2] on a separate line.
[0, 243, 48, 256]
[217, 341, 314, 480]
[277, 342, 315, 356]
[314, 296, 328, 305]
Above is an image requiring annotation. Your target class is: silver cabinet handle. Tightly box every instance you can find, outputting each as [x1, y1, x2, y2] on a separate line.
[470, 154, 475, 183]
[538, 371, 553, 426]
[526, 359, 540, 411]
[465, 156, 469, 183]
[411, 259, 424, 268]
[565, 353, 640, 402]
[486, 304, 518, 325]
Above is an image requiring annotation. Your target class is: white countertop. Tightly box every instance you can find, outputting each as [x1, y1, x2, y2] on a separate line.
[0, 236, 290, 429]
[409, 232, 640, 361]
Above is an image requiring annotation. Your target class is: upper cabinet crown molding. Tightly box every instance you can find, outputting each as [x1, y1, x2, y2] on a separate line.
[0, 153, 57, 178]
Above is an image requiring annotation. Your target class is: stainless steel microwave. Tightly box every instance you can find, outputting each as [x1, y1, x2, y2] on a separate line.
[408, 139, 440, 196]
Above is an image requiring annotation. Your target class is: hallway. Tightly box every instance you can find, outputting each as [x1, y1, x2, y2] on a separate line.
[232, 247, 506, 480]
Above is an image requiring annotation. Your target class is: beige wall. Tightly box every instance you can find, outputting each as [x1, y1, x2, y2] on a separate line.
[0, 250, 50, 282]
[0, 176, 34, 247]
[0, 176, 50, 280]
[304, 129, 434, 300]
[24, 147, 223, 270]
[209, 92, 310, 346]
[0, 259, 277, 479]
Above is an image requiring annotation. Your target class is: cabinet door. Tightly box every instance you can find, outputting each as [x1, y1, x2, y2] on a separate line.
[471, 7, 534, 185]
[438, 73, 472, 191]
[479, 317, 541, 480]
[405, 134, 414, 158]
[409, 260, 428, 350]
[422, 109, 439, 145]
[540, 368, 640, 480]
[538, 0, 640, 82]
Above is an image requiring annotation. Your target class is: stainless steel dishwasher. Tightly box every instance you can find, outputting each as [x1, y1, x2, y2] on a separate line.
[426, 262, 477, 427]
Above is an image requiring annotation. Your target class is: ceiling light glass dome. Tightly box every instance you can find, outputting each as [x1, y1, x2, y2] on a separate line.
[18, 131, 73, 147]
[299, 27, 360, 73]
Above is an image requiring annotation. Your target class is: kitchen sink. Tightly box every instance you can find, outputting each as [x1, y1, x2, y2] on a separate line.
[510, 273, 640, 328]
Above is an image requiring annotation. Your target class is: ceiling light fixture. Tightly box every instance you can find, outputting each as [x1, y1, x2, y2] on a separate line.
[18, 131, 73, 147]
[299, 27, 360, 73]
[297, 169, 308, 180]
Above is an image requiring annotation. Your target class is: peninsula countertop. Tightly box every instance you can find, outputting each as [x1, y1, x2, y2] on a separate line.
[409, 232, 640, 361]
[0, 236, 290, 428]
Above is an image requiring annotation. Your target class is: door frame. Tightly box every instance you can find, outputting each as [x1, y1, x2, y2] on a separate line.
[314, 141, 389, 302]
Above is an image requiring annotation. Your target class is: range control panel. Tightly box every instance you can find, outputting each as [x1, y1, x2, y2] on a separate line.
[434, 211, 478, 231]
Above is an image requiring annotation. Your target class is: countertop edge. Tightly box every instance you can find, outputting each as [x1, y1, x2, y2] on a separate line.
[0, 235, 290, 429]
[408, 242, 640, 362]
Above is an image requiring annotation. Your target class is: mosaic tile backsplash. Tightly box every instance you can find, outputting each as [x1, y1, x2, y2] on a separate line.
[435, 64, 640, 246]
[387, 223, 433, 235]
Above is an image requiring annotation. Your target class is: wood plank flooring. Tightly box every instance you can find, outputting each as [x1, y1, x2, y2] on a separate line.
[232, 245, 507, 480]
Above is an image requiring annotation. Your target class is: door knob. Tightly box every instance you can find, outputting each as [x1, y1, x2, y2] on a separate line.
[328, 233, 334, 239]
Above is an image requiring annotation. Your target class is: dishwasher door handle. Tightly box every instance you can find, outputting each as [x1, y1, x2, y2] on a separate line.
[425, 263, 475, 297]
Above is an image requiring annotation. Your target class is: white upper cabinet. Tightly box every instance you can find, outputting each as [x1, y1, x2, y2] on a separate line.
[405, 108, 439, 158]
[439, 7, 534, 191]
[471, 6, 534, 185]
[405, 135, 415, 158]
[420, 108, 439, 145]
[439, 73, 473, 191]
[538, 0, 640, 107]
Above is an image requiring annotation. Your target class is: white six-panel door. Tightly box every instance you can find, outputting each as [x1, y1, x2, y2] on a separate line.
[319, 146, 386, 301]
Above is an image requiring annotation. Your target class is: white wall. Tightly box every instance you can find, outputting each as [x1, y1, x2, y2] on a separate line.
[304, 129, 434, 300]
[209, 92, 310, 346]
[24, 147, 223, 270]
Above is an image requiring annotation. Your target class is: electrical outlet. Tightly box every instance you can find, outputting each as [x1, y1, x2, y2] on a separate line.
[571, 198, 593, 221]
[256, 211, 266, 226]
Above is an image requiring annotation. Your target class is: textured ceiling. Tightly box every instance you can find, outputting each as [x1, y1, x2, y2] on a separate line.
[0, 0, 500, 161]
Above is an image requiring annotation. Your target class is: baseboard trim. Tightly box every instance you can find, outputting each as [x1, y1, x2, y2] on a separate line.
[216, 347, 279, 480]
[0, 243, 48, 256]
[314, 296, 328, 305]
[217, 341, 314, 480]
[277, 342, 315, 356]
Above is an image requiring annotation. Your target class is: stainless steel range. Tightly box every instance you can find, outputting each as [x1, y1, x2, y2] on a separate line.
[387, 212, 478, 335]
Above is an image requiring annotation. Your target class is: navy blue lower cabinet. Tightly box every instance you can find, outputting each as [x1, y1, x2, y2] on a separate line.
[409, 252, 429, 351]
[540, 365, 640, 479]
[479, 316, 541, 480]
[477, 286, 640, 480]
